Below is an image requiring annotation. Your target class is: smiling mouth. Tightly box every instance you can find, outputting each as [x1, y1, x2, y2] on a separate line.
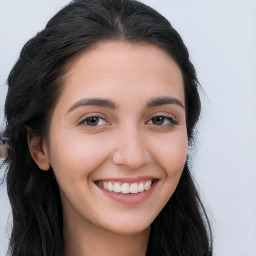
[96, 179, 157, 195]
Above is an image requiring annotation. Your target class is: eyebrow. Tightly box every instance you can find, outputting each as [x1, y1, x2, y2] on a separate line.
[145, 96, 184, 109]
[67, 96, 184, 113]
[68, 98, 118, 113]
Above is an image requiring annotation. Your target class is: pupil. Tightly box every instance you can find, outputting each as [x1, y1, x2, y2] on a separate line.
[87, 117, 99, 126]
[152, 116, 164, 125]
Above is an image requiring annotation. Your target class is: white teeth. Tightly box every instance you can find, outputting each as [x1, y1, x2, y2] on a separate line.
[107, 182, 113, 192]
[103, 182, 108, 189]
[129, 183, 138, 194]
[144, 181, 152, 191]
[121, 183, 130, 194]
[100, 180, 154, 194]
[113, 183, 121, 193]
[138, 182, 144, 192]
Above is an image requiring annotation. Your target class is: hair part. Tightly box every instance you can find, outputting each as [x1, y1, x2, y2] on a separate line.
[2, 0, 212, 255]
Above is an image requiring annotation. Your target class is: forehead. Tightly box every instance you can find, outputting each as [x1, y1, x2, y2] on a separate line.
[58, 41, 185, 108]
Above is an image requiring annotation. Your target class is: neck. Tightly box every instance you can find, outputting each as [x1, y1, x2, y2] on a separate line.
[63, 215, 150, 256]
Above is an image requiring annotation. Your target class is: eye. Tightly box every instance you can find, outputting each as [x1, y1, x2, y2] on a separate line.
[147, 115, 178, 126]
[79, 115, 109, 126]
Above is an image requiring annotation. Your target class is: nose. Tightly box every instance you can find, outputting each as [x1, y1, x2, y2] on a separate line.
[112, 127, 152, 170]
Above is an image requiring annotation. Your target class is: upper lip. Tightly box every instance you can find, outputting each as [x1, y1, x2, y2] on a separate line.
[94, 176, 158, 183]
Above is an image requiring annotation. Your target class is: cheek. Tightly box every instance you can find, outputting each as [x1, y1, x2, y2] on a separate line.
[48, 129, 111, 180]
[150, 131, 188, 177]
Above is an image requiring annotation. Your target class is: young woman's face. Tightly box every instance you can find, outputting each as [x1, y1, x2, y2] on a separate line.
[44, 41, 188, 235]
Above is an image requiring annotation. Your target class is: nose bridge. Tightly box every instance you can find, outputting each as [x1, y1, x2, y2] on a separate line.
[112, 124, 151, 169]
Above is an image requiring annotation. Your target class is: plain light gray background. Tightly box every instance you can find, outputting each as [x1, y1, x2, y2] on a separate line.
[0, 1, 255, 255]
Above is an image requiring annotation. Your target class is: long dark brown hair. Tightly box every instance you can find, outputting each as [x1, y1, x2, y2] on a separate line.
[1, 0, 212, 255]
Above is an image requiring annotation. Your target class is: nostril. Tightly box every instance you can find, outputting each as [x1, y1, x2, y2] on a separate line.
[112, 148, 150, 169]
[111, 131, 152, 169]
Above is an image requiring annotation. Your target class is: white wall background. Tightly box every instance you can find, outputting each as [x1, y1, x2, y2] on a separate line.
[0, 1, 255, 255]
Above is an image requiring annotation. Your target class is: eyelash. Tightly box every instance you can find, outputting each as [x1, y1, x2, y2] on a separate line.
[147, 115, 178, 126]
[78, 115, 109, 127]
[78, 114, 178, 127]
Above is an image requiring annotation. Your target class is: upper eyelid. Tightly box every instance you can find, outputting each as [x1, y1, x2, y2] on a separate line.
[146, 115, 178, 124]
[146, 112, 177, 122]
[77, 113, 178, 126]
[78, 113, 107, 123]
[77, 115, 110, 128]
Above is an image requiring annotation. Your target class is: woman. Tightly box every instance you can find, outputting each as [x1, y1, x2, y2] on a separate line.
[0, 0, 212, 255]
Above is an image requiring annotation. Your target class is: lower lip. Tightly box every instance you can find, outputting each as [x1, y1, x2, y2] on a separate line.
[96, 181, 158, 204]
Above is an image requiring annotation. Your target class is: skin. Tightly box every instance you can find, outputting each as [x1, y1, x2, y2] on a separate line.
[30, 41, 188, 256]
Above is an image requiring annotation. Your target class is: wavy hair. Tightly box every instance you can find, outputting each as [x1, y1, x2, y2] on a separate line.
[1, 0, 212, 255]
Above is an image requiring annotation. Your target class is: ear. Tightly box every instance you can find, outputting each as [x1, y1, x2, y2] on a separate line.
[27, 133, 50, 171]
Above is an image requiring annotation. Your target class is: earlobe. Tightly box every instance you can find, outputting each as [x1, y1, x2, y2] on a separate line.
[27, 134, 50, 171]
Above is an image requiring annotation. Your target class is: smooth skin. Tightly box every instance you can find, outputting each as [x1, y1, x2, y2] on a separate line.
[29, 41, 188, 256]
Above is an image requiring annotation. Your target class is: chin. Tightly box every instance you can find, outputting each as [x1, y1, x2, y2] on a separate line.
[106, 224, 150, 236]
[95, 215, 154, 236]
